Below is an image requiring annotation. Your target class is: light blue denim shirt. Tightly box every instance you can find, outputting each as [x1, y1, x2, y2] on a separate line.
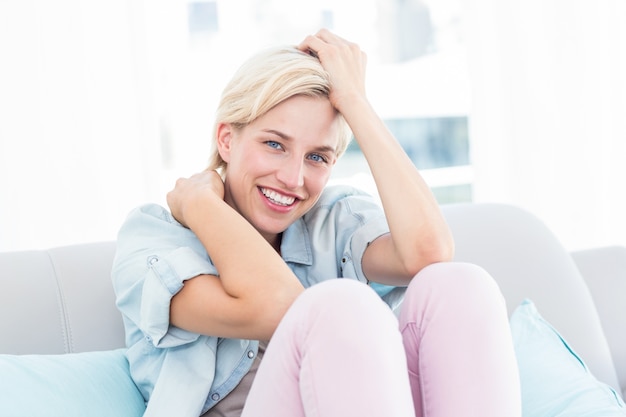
[111, 185, 393, 417]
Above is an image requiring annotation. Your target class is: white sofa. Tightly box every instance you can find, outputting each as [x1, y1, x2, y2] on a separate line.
[1, 203, 625, 415]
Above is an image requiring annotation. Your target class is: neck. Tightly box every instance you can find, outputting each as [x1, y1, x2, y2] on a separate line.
[263, 232, 282, 254]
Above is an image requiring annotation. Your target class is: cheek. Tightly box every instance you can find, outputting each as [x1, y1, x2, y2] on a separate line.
[232, 148, 270, 171]
[306, 168, 332, 194]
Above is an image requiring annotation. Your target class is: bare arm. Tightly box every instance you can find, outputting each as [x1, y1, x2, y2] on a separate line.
[298, 30, 454, 285]
[167, 171, 304, 340]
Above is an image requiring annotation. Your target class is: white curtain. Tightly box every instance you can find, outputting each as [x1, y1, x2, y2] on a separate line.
[464, 0, 626, 250]
[0, 0, 163, 251]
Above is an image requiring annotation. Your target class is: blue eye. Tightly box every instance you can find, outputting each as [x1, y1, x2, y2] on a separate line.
[265, 140, 282, 150]
[308, 153, 328, 163]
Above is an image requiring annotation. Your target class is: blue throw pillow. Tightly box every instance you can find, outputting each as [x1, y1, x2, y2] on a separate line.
[510, 299, 626, 416]
[0, 348, 145, 417]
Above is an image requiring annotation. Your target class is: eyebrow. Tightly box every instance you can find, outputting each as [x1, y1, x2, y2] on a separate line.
[262, 129, 337, 154]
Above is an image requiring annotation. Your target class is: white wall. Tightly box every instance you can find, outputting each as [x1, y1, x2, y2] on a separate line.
[0, 0, 163, 251]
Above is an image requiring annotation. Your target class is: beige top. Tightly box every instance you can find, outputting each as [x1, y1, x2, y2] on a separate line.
[201, 341, 267, 417]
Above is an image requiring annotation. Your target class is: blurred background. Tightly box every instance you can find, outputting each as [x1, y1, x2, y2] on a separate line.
[1, 0, 624, 252]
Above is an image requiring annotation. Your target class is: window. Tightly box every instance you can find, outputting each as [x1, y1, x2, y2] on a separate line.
[334, 116, 472, 203]
[384, 117, 469, 169]
[188, 1, 219, 34]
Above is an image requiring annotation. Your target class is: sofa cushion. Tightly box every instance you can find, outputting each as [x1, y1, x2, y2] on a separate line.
[511, 299, 626, 416]
[0, 348, 145, 417]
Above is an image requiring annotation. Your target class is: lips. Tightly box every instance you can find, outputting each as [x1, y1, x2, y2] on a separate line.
[259, 187, 297, 206]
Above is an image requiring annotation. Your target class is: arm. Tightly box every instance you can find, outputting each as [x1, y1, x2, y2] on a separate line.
[298, 30, 454, 285]
[167, 171, 304, 340]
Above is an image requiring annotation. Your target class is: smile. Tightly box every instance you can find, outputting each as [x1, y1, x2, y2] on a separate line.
[260, 187, 297, 206]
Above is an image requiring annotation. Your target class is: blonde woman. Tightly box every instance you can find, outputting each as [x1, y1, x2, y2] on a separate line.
[112, 29, 521, 417]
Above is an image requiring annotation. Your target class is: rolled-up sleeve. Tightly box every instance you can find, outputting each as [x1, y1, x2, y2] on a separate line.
[308, 186, 389, 282]
[342, 217, 390, 282]
[112, 204, 218, 348]
[320, 186, 398, 298]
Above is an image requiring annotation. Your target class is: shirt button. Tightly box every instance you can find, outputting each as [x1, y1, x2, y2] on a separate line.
[247, 350, 255, 359]
[211, 393, 220, 401]
[148, 256, 158, 265]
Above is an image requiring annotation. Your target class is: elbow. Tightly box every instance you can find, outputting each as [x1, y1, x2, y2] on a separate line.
[250, 284, 304, 339]
[437, 234, 456, 262]
[403, 235, 455, 277]
[431, 226, 455, 263]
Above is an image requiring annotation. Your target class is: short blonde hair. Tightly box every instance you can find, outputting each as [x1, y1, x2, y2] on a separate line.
[208, 46, 352, 172]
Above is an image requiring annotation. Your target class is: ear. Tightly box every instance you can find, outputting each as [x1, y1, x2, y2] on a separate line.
[216, 123, 234, 163]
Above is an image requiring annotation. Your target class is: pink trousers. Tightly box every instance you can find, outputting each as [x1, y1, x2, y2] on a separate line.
[241, 262, 522, 417]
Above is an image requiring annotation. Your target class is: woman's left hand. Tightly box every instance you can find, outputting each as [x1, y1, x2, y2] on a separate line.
[299, 30, 455, 285]
[297, 29, 368, 113]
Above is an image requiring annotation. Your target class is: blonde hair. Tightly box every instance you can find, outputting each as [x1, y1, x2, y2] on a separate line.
[208, 46, 352, 172]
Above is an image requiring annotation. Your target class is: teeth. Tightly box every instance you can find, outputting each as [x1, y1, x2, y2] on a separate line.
[261, 188, 296, 206]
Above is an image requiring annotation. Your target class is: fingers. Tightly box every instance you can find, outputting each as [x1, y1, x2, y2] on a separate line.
[167, 170, 224, 227]
[169, 170, 223, 198]
[296, 33, 326, 56]
[315, 28, 350, 46]
[300, 28, 367, 70]
[297, 29, 368, 112]
[297, 28, 357, 57]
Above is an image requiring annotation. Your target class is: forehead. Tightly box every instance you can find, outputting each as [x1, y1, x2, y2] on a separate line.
[248, 95, 340, 149]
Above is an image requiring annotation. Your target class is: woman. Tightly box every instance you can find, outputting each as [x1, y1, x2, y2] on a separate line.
[112, 29, 521, 417]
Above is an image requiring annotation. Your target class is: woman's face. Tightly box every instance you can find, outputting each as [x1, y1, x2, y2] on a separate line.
[218, 95, 340, 247]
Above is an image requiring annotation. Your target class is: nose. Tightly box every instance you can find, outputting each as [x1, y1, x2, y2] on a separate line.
[276, 155, 305, 190]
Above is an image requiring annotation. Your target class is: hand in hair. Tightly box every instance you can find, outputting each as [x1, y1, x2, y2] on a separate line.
[297, 28, 368, 113]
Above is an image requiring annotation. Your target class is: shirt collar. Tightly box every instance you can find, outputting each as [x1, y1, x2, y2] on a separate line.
[279, 217, 313, 265]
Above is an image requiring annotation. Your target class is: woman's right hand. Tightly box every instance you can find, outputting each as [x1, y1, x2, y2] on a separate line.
[167, 168, 304, 341]
[166, 170, 225, 228]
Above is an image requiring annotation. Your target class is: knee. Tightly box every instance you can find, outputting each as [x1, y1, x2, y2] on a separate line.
[300, 279, 389, 315]
[290, 279, 398, 333]
[405, 262, 506, 312]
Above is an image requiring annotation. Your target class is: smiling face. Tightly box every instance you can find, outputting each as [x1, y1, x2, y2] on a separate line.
[217, 95, 340, 248]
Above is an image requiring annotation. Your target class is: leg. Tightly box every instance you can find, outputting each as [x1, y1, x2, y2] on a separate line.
[399, 262, 521, 417]
[242, 279, 414, 417]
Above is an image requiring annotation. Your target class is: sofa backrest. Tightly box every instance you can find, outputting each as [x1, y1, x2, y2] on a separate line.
[0, 241, 124, 354]
[442, 202, 621, 393]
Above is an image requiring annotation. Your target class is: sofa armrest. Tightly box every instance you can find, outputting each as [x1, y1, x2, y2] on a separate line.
[571, 246, 626, 399]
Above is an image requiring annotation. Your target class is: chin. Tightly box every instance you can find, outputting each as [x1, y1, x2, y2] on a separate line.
[250, 217, 289, 236]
